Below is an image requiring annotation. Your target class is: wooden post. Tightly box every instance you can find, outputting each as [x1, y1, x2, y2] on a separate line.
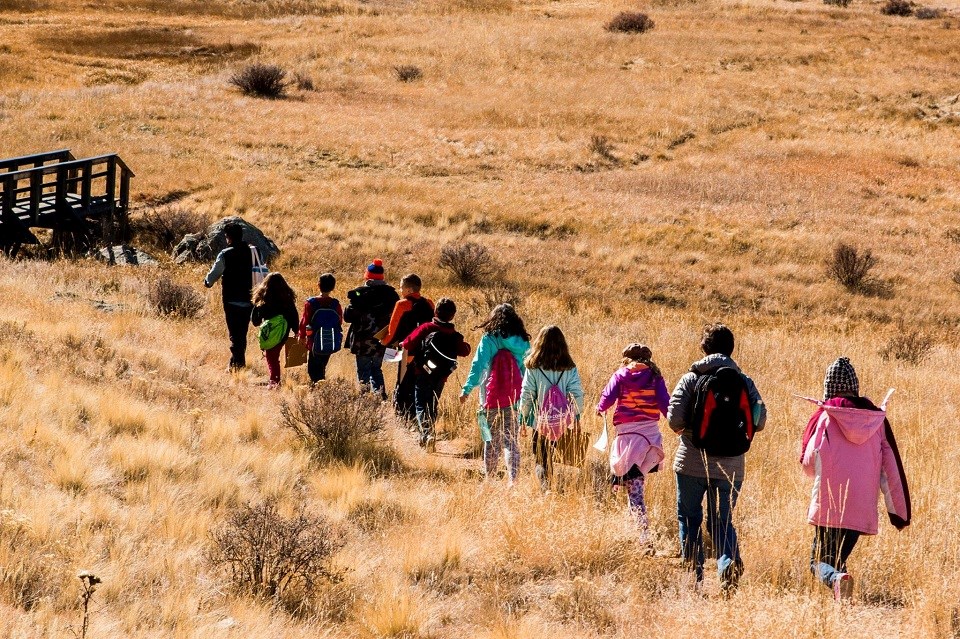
[104, 157, 116, 245]
[118, 164, 130, 243]
[29, 171, 41, 225]
[2, 175, 16, 255]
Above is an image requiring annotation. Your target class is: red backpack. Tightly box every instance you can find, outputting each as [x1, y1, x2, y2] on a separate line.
[484, 349, 522, 409]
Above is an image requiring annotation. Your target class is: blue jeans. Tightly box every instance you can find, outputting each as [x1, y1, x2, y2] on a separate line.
[676, 472, 743, 580]
[413, 372, 445, 444]
[355, 354, 386, 398]
[811, 526, 860, 588]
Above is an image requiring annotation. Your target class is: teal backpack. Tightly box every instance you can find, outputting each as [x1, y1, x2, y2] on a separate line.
[258, 315, 288, 350]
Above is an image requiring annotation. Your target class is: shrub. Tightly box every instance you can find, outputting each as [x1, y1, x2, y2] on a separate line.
[914, 6, 942, 18]
[438, 241, 495, 286]
[393, 65, 423, 82]
[952, 269, 960, 288]
[605, 11, 655, 33]
[823, 0, 851, 7]
[293, 70, 314, 91]
[828, 243, 877, 292]
[589, 135, 618, 163]
[881, 0, 913, 15]
[880, 324, 934, 364]
[229, 63, 287, 98]
[131, 206, 209, 251]
[280, 380, 390, 465]
[149, 277, 204, 318]
[208, 502, 343, 614]
[483, 280, 522, 309]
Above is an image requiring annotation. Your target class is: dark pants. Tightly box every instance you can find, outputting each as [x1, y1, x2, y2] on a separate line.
[394, 358, 416, 420]
[413, 372, 445, 444]
[532, 430, 556, 483]
[811, 526, 861, 588]
[307, 352, 332, 383]
[676, 472, 743, 581]
[356, 354, 386, 398]
[223, 302, 252, 368]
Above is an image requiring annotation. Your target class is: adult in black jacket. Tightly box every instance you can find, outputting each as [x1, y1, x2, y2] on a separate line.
[343, 259, 399, 399]
[204, 223, 253, 369]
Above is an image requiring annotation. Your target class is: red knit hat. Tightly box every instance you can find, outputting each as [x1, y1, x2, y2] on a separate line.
[365, 259, 385, 280]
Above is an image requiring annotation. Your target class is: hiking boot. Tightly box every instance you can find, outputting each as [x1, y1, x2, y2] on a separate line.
[833, 573, 853, 602]
[719, 558, 742, 596]
[425, 436, 436, 454]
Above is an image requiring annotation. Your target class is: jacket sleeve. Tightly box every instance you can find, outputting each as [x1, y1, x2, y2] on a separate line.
[461, 334, 494, 396]
[667, 372, 696, 433]
[518, 369, 537, 423]
[655, 376, 670, 417]
[203, 249, 228, 288]
[400, 323, 426, 354]
[745, 373, 767, 431]
[380, 300, 409, 347]
[596, 371, 621, 414]
[566, 368, 585, 415]
[880, 420, 911, 529]
[456, 334, 471, 358]
[298, 300, 312, 340]
[285, 302, 300, 336]
[800, 410, 825, 477]
[251, 304, 264, 327]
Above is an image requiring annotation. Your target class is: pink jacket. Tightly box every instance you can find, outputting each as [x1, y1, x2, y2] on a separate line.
[800, 396, 911, 535]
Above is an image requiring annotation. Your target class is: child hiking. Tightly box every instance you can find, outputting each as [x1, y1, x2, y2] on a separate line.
[380, 274, 435, 420]
[799, 357, 911, 602]
[518, 325, 583, 491]
[297, 273, 342, 383]
[667, 323, 766, 593]
[250, 273, 299, 390]
[459, 304, 531, 486]
[596, 344, 669, 543]
[343, 259, 400, 399]
[402, 298, 471, 452]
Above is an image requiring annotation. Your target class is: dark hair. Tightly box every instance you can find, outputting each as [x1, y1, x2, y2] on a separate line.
[476, 303, 530, 341]
[400, 273, 422, 292]
[253, 272, 295, 308]
[224, 223, 244, 244]
[318, 273, 336, 293]
[525, 325, 575, 371]
[622, 343, 662, 378]
[435, 297, 457, 322]
[701, 323, 735, 357]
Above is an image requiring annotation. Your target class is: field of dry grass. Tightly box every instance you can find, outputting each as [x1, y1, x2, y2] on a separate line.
[2, 0, 960, 636]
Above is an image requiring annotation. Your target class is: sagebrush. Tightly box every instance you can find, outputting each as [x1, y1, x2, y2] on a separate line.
[828, 243, 877, 292]
[230, 63, 287, 98]
[438, 241, 495, 286]
[148, 277, 204, 318]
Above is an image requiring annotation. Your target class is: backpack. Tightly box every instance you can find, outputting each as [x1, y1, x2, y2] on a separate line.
[307, 298, 343, 355]
[258, 314, 288, 350]
[536, 370, 573, 442]
[393, 297, 434, 345]
[250, 246, 268, 287]
[417, 330, 459, 377]
[689, 367, 755, 457]
[484, 348, 522, 409]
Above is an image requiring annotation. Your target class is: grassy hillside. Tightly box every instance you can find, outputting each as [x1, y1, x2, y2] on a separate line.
[1, 0, 960, 636]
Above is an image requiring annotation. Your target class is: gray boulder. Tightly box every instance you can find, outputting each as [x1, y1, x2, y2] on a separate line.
[172, 216, 279, 264]
[97, 244, 158, 266]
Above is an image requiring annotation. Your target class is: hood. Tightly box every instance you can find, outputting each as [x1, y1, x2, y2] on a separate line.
[490, 334, 530, 358]
[621, 362, 657, 384]
[821, 397, 886, 445]
[690, 354, 740, 375]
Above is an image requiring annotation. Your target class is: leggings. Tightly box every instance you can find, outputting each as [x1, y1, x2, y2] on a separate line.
[264, 341, 284, 385]
[483, 406, 519, 481]
[626, 476, 648, 532]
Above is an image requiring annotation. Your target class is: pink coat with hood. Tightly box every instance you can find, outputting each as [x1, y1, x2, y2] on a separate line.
[800, 395, 911, 535]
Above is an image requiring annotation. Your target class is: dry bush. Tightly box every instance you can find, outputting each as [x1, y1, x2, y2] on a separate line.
[589, 135, 618, 163]
[208, 502, 343, 615]
[952, 269, 960, 288]
[880, 324, 934, 364]
[438, 241, 495, 285]
[280, 379, 393, 466]
[149, 277, 204, 318]
[914, 6, 943, 18]
[823, 0, 851, 7]
[230, 63, 288, 98]
[131, 206, 210, 251]
[393, 64, 423, 82]
[881, 0, 913, 15]
[293, 70, 315, 91]
[605, 11, 655, 33]
[828, 243, 877, 292]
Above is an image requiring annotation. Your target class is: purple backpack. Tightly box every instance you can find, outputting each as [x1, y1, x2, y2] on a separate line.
[536, 370, 572, 442]
[484, 349, 522, 409]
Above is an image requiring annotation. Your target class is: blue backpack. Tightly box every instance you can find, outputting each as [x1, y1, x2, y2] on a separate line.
[308, 298, 343, 355]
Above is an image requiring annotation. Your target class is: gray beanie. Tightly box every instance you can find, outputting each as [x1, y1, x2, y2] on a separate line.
[824, 357, 859, 400]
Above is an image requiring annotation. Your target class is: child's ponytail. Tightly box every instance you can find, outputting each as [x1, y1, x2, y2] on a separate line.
[622, 343, 661, 378]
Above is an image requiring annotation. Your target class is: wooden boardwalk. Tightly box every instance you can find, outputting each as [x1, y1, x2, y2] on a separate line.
[0, 149, 134, 257]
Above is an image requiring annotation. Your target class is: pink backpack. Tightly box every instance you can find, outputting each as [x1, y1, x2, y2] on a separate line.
[484, 349, 522, 409]
[536, 370, 573, 442]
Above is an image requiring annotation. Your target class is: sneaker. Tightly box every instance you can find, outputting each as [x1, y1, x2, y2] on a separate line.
[833, 573, 853, 602]
[425, 436, 436, 453]
[719, 559, 742, 596]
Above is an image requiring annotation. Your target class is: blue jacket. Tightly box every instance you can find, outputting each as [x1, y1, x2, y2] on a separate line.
[461, 333, 530, 406]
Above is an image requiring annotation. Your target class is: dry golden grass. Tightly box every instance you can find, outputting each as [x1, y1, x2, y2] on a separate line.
[2, 0, 960, 636]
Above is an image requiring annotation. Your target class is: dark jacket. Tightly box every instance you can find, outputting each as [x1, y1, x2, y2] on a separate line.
[343, 281, 399, 356]
[401, 320, 471, 378]
[666, 354, 766, 480]
[204, 242, 253, 304]
[252, 298, 299, 346]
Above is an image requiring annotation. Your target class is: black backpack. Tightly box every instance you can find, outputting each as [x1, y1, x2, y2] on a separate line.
[689, 367, 755, 457]
[394, 297, 434, 345]
[416, 330, 459, 377]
